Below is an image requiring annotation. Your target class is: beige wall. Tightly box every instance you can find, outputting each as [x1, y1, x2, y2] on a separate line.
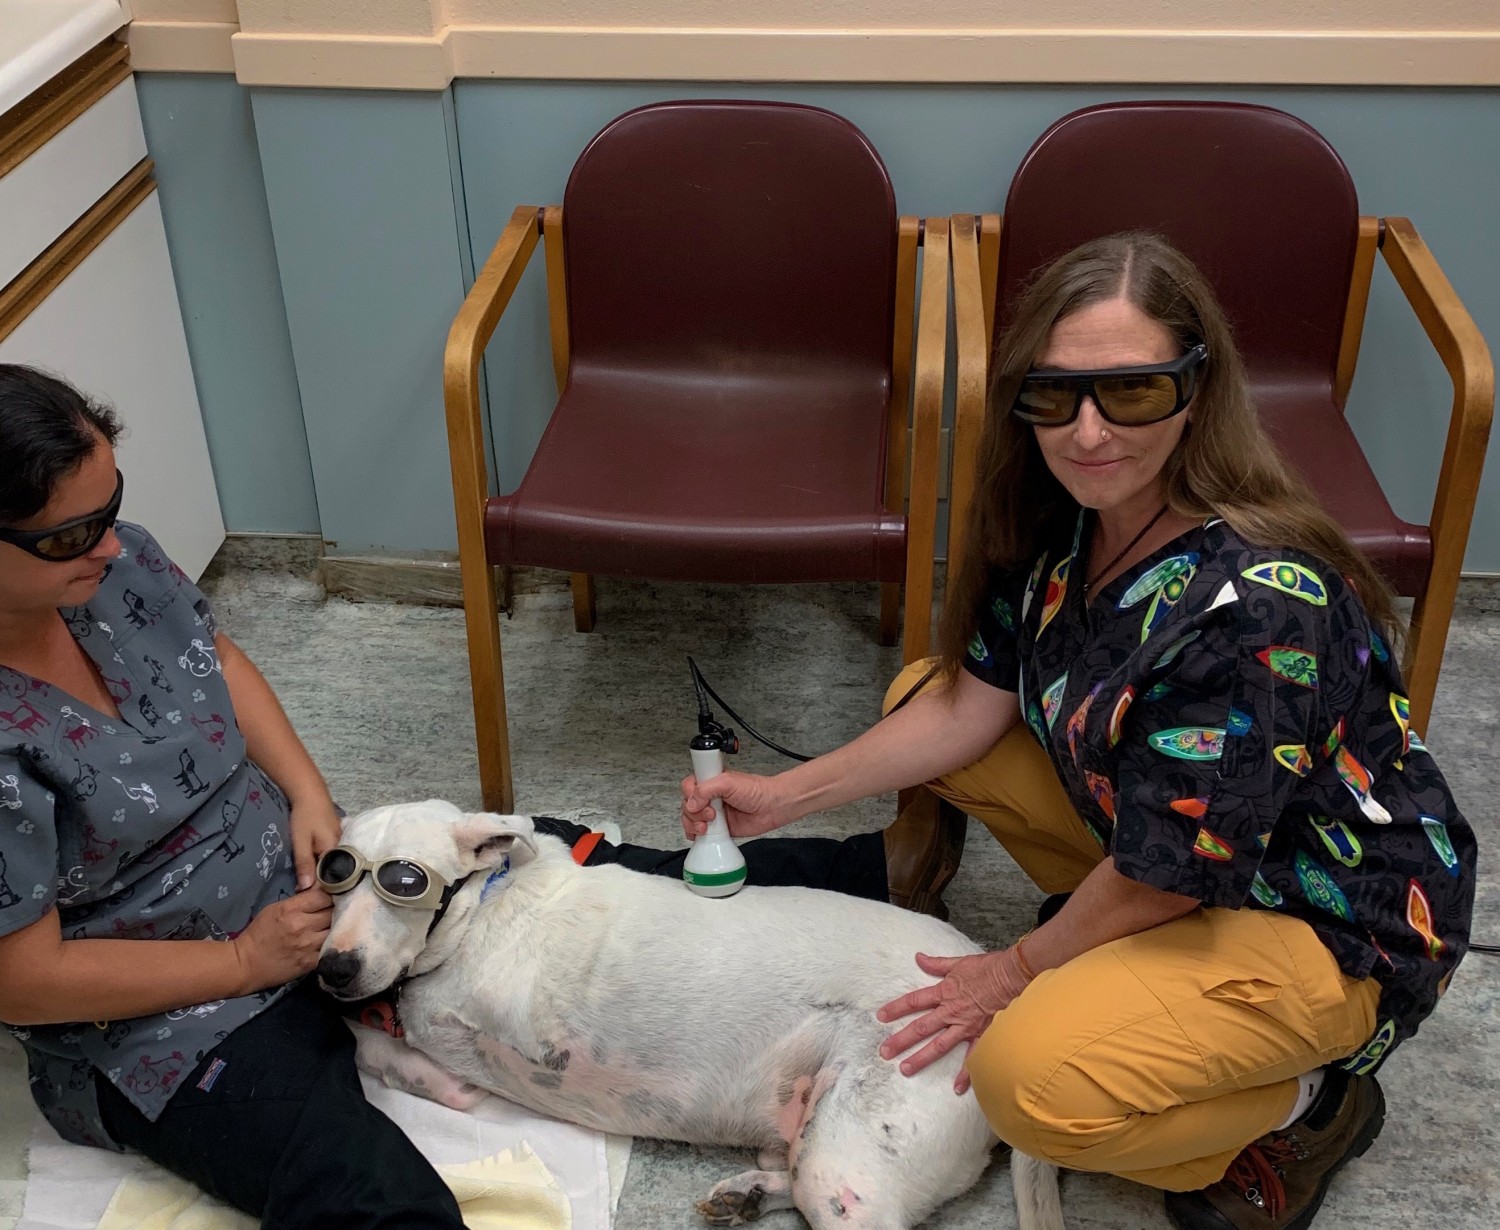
[125, 0, 1500, 86]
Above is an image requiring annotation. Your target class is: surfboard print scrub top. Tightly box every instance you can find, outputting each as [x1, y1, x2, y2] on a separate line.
[964, 513, 1475, 1069]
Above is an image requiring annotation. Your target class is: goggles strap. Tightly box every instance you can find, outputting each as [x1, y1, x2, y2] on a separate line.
[424, 871, 477, 937]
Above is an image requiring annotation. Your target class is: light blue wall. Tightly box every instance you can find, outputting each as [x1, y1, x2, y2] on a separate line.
[454, 81, 1500, 572]
[250, 88, 476, 555]
[134, 73, 319, 534]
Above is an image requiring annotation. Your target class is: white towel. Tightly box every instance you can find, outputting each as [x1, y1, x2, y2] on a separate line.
[16, 1074, 630, 1230]
[94, 1143, 569, 1230]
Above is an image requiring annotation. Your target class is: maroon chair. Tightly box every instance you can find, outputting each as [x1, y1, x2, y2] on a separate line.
[949, 101, 1492, 730]
[445, 101, 949, 812]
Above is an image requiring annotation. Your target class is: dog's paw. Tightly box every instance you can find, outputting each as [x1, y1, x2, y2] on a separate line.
[695, 1187, 766, 1226]
[695, 1171, 791, 1226]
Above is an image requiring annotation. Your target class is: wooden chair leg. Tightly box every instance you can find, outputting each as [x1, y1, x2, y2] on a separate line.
[1404, 580, 1458, 734]
[571, 572, 596, 632]
[879, 582, 901, 646]
[462, 556, 514, 814]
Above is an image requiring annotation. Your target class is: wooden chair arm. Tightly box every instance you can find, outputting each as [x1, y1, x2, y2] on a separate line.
[948, 215, 991, 586]
[1379, 217, 1495, 727]
[977, 212, 1001, 352]
[443, 206, 544, 516]
[442, 205, 545, 816]
[904, 217, 950, 664]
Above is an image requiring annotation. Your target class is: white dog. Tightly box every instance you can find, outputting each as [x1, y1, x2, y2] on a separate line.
[317, 801, 1063, 1230]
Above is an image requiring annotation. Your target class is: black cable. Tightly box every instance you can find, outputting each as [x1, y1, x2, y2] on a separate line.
[688, 656, 812, 762]
[1470, 943, 1500, 956]
[686, 656, 938, 764]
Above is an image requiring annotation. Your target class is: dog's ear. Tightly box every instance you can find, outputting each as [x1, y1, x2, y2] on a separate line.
[452, 812, 539, 870]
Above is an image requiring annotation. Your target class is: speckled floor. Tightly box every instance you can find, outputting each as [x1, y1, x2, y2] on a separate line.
[3, 568, 1497, 1229]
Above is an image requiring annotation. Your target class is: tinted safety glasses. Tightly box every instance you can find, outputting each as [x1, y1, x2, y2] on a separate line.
[1011, 344, 1208, 428]
[0, 470, 124, 561]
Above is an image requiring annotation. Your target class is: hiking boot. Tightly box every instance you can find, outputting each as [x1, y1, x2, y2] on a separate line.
[1164, 1068, 1385, 1230]
[884, 789, 966, 916]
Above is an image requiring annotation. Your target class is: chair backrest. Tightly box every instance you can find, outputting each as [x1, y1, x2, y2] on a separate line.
[563, 100, 898, 381]
[995, 101, 1360, 394]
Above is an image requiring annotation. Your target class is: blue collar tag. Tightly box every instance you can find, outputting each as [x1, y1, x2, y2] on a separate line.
[480, 854, 512, 904]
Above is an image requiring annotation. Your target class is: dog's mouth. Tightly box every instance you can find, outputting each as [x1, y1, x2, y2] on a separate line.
[319, 964, 409, 1003]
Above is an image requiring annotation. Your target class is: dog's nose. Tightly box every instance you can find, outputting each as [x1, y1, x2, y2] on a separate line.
[317, 949, 361, 990]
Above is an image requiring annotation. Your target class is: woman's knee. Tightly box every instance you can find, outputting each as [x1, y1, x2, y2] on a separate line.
[967, 1002, 1131, 1169]
[967, 1008, 1058, 1158]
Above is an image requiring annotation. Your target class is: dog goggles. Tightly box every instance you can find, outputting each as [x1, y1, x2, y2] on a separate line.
[1011, 345, 1208, 428]
[316, 846, 456, 910]
[0, 470, 124, 562]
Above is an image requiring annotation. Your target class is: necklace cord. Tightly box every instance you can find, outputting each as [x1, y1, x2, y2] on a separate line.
[1084, 504, 1171, 594]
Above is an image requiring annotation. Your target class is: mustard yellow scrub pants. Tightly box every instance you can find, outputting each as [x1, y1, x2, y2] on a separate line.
[885, 661, 1382, 1192]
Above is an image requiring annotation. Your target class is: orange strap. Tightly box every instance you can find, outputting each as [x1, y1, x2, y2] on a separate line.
[571, 830, 605, 865]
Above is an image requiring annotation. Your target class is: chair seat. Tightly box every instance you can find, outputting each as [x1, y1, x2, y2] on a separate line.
[1257, 386, 1430, 597]
[485, 367, 907, 584]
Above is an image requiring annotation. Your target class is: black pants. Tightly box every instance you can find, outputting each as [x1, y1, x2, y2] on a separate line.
[533, 815, 889, 901]
[96, 982, 465, 1229]
[95, 824, 887, 1228]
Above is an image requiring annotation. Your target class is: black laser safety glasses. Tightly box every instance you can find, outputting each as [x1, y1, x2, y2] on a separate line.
[316, 846, 457, 910]
[1011, 344, 1209, 428]
[0, 470, 125, 562]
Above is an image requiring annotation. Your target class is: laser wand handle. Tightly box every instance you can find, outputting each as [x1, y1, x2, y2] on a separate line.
[684, 736, 746, 897]
[689, 745, 728, 829]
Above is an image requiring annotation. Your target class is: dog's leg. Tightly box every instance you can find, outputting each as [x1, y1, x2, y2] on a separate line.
[1012, 1151, 1064, 1230]
[347, 1021, 488, 1111]
[695, 1171, 793, 1226]
[756, 1144, 789, 1172]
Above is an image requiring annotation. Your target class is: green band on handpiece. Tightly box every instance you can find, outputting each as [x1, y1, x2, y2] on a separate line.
[683, 867, 748, 888]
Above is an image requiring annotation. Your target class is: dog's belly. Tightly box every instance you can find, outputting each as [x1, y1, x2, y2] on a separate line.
[406, 1008, 802, 1148]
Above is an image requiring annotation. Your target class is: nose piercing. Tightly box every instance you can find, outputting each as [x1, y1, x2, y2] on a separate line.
[1100, 428, 1111, 441]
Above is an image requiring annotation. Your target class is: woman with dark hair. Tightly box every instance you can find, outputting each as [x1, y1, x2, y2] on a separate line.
[0, 362, 908, 1226]
[679, 234, 1475, 1229]
[0, 364, 467, 1227]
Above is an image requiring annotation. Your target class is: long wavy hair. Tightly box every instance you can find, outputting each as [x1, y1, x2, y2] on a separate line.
[937, 231, 1399, 679]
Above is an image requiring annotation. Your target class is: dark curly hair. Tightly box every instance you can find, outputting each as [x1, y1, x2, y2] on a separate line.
[0, 365, 122, 525]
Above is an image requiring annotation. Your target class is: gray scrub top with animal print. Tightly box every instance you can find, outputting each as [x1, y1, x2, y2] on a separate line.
[0, 523, 296, 1149]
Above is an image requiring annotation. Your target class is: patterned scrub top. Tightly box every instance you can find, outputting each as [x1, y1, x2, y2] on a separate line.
[965, 512, 1475, 1070]
[0, 523, 297, 1149]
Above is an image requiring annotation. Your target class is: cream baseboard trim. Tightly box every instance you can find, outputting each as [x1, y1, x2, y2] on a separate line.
[126, 20, 239, 74]
[124, 22, 1500, 87]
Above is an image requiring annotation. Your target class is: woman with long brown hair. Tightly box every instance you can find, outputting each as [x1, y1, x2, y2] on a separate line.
[680, 232, 1474, 1228]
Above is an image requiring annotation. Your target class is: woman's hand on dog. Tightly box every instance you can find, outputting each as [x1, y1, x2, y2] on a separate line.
[232, 888, 334, 993]
[876, 948, 1034, 1093]
[680, 771, 795, 840]
[290, 794, 344, 890]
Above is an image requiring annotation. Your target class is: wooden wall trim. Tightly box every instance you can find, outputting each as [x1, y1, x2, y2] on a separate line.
[0, 160, 156, 344]
[0, 42, 131, 179]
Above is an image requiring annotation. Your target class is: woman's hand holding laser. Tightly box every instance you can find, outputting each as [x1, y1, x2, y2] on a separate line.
[680, 771, 795, 840]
